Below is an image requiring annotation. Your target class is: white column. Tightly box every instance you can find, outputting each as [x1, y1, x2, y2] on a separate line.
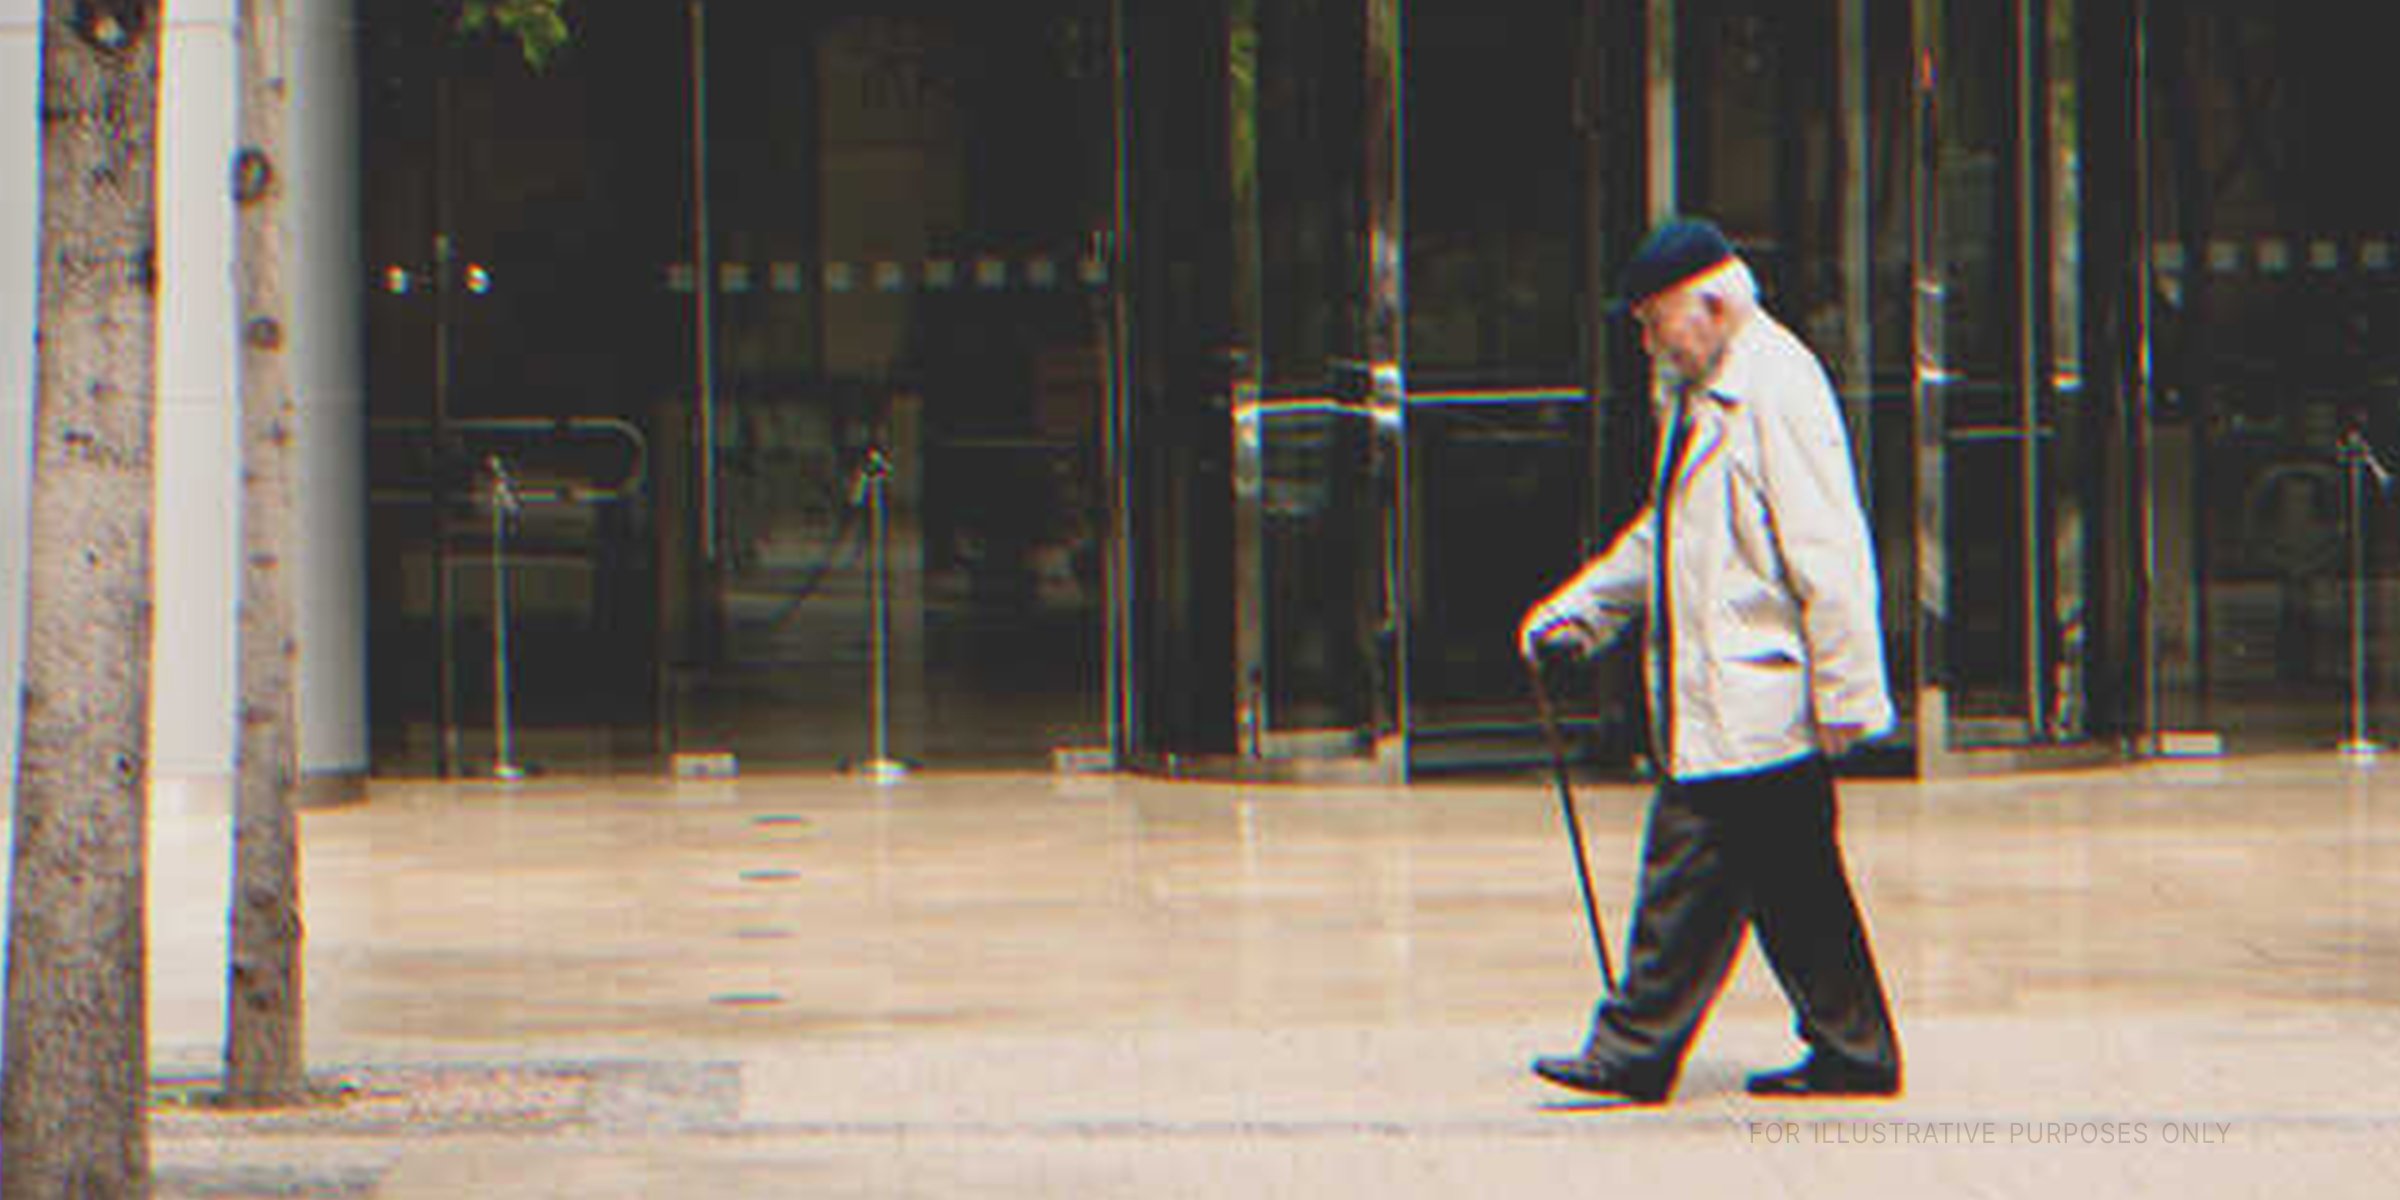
[0, 0, 40, 786]
[154, 0, 243, 784]
[9, 3, 369, 794]
[148, 0, 367, 797]
[291, 0, 368, 795]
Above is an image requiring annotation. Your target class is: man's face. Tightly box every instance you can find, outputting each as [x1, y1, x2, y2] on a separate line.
[1632, 284, 1727, 385]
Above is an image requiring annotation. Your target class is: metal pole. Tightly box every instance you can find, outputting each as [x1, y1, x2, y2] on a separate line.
[489, 455, 527, 781]
[1105, 0, 1138, 764]
[2017, 0, 2047, 739]
[432, 47, 459, 778]
[689, 0, 720, 563]
[2131, 0, 2162, 755]
[856, 447, 908, 783]
[433, 240, 461, 777]
[2341, 430, 2383, 762]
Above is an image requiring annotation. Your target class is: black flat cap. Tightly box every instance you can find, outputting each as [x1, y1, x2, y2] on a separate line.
[1612, 217, 1735, 314]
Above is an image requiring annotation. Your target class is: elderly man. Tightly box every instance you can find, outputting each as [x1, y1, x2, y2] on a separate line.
[1519, 217, 1901, 1104]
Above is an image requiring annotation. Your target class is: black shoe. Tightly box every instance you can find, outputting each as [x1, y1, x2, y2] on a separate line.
[1744, 1053, 1900, 1098]
[1531, 1054, 1672, 1104]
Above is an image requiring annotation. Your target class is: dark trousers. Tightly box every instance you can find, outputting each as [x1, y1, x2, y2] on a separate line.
[1582, 754, 1900, 1081]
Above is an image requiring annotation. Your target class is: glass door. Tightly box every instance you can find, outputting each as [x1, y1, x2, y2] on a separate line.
[1230, 0, 1408, 774]
[670, 1, 1118, 770]
[1663, 0, 2103, 766]
[361, 0, 685, 776]
[2145, 3, 2400, 752]
[1401, 0, 1635, 772]
[1911, 0, 2101, 759]
[362, 0, 1118, 775]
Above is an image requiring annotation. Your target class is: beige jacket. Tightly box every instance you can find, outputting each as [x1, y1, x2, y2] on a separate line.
[1523, 311, 1894, 780]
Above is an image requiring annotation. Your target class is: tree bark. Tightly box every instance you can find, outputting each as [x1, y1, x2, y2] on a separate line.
[224, 0, 305, 1108]
[2, 2, 164, 1196]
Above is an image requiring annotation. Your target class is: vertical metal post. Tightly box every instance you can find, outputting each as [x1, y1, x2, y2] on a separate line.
[856, 447, 908, 782]
[433, 229, 461, 778]
[2131, 0, 2161, 754]
[1227, 0, 1267, 761]
[1105, 0, 1139, 764]
[2046, 0, 2092, 742]
[689, 0, 720, 563]
[1365, 0, 1409, 772]
[1578, 0, 1616, 549]
[430, 37, 461, 779]
[1647, 0, 1676, 222]
[1841, 0, 1874, 508]
[2340, 431, 2382, 761]
[1913, 0, 1956, 765]
[488, 455, 527, 780]
[2018, 0, 2048, 738]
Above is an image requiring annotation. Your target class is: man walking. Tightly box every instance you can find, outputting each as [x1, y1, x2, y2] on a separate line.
[1519, 216, 1901, 1104]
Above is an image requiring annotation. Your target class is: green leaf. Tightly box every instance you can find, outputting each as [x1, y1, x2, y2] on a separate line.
[451, 0, 572, 71]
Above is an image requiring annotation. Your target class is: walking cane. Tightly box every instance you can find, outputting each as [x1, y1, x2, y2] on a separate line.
[1526, 650, 1618, 996]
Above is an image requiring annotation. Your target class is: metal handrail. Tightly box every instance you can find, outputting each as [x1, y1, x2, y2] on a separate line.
[368, 415, 649, 506]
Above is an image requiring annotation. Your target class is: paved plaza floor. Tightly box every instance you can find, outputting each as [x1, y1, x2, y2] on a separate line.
[38, 752, 2400, 1194]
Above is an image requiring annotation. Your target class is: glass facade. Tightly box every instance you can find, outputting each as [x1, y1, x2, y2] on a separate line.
[354, 0, 2400, 778]
[2144, 3, 2400, 753]
[361, 0, 1120, 774]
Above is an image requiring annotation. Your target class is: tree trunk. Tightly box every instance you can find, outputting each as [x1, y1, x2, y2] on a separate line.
[223, 0, 305, 1108]
[1, 3, 164, 1196]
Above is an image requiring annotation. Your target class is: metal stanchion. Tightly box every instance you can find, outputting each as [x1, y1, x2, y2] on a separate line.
[852, 446, 909, 783]
[487, 454, 528, 780]
[2339, 429, 2390, 763]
